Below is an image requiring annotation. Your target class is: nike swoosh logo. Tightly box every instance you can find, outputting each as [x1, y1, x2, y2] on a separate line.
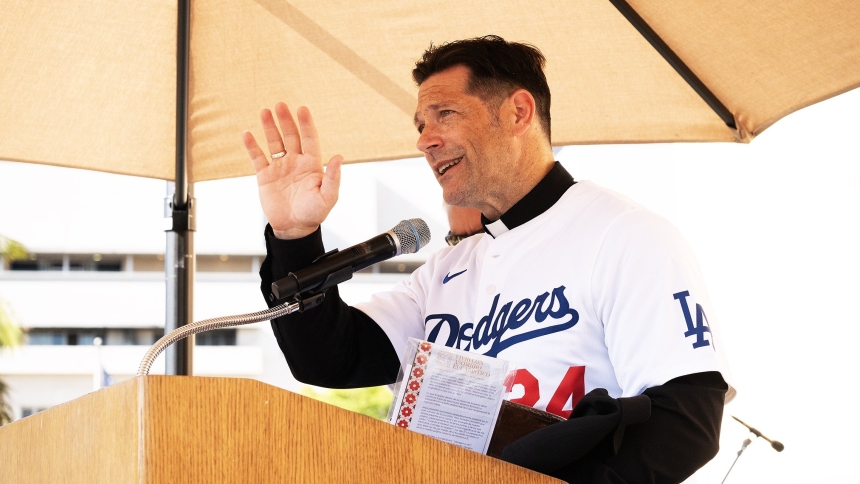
[443, 269, 467, 284]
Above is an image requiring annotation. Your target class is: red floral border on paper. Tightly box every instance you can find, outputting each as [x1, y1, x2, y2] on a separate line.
[396, 341, 433, 429]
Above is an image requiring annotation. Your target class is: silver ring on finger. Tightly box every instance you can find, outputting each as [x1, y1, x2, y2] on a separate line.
[271, 150, 287, 159]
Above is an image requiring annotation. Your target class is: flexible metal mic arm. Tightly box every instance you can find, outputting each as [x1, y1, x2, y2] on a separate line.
[137, 293, 324, 376]
[139, 218, 431, 376]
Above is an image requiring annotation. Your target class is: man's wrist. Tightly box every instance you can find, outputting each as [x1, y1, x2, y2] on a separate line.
[263, 224, 325, 285]
[271, 226, 318, 240]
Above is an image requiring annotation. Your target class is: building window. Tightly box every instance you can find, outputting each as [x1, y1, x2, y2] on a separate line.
[27, 332, 67, 345]
[21, 407, 47, 418]
[9, 260, 59, 271]
[9, 255, 122, 272]
[105, 328, 163, 346]
[195, 329, 237, 346]
[26, 328, 163, 345]
[69, 260, 122, 272]
[26, 330, 105, 345]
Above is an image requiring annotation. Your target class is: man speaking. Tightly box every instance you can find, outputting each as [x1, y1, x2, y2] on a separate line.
[243, 35, 732, 483]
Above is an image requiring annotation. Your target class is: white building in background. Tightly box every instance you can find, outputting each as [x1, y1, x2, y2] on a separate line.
[0, 157, 450, 420]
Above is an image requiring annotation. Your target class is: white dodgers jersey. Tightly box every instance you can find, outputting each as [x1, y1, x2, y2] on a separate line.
[356, 181, 732, 417]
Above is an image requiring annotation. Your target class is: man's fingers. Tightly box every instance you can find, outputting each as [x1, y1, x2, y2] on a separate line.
[275, 103, 302, 154]
[296, 106, 322, 162]
[260, 108, 288, 158]
[320, 154, 343, 204]
[243, 131, 270, 173]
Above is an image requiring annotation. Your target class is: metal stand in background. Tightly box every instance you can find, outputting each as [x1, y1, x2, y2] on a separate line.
[164, 0, 194, 376]
[720, 437, 752, 484]
[722, 416, 784, 483]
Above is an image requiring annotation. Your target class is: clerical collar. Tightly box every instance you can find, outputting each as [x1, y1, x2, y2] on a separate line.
[481, 162, 575, 238]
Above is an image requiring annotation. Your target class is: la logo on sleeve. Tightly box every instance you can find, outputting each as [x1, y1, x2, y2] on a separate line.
[673, 291, 714, 350]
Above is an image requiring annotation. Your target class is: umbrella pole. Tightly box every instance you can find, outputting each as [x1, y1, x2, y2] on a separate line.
[165, 182, 195, 375]
[164, 0, 194, 376]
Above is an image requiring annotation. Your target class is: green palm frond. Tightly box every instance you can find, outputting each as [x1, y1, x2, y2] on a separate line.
[0, 234, 27, 261]
[0, 379, 12, 426]
[0, 300, 22, 348]
[0, 233, 26, 425]
[0, 306, 18, 425]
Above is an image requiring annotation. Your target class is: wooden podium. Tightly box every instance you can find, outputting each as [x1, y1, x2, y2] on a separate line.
[0, 376, 561, 483]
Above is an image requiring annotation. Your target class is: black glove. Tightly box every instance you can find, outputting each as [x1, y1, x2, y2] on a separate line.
[501, 388, 650, 473]
[500, 372, 727, 484]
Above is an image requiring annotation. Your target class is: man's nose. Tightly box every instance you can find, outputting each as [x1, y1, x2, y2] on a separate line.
[416, 124, 443, 153]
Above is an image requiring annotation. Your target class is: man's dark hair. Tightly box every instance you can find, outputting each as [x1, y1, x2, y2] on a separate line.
[413, 35, 551, 141]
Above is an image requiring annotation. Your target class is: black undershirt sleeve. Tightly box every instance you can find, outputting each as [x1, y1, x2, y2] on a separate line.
[259, 224, 400, 388]
[502, 371, 728, 484]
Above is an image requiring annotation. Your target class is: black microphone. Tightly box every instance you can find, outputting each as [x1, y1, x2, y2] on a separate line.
[732, 416, 784, 452]
[270, 218, 431, 301]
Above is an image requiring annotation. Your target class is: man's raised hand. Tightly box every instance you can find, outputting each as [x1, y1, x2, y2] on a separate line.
[243, 103, 342, 240]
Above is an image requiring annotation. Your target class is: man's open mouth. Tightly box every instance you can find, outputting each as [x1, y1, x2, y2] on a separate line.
[438, 157, 463, 175]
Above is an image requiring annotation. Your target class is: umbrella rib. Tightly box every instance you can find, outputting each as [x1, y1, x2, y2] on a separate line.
[255, 0, 418, 116]
[609, 0, 737, 130]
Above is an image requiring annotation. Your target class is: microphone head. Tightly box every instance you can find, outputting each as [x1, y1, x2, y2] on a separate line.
[771, 441, 784, 452]
[391, 218, 432, 254]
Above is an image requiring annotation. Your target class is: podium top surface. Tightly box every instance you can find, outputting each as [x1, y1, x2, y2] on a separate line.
[0, 375, 561, 484]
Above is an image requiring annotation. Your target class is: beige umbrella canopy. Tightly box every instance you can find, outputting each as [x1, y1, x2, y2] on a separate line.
[2, 0, 859, 183]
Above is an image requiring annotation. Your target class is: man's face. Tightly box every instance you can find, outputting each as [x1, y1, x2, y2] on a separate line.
[414, 65, 514, 209]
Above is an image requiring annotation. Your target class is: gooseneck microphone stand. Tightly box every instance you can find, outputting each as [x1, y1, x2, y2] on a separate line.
[138, 294, 324, 376]
[139, 218, 432, 376]
[721, 416, 784, 483]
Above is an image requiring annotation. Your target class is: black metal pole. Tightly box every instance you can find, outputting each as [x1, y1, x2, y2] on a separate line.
[165, 0, 195, 376]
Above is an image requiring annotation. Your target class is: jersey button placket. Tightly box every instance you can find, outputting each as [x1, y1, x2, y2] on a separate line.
[484, 232, 512, 293]
[474, 237, 500, 321]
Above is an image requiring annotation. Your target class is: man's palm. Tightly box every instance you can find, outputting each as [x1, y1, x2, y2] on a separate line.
[243, 104, 342, 239]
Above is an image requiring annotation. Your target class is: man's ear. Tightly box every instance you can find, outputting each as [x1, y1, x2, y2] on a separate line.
[508, 89, 536, 137]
